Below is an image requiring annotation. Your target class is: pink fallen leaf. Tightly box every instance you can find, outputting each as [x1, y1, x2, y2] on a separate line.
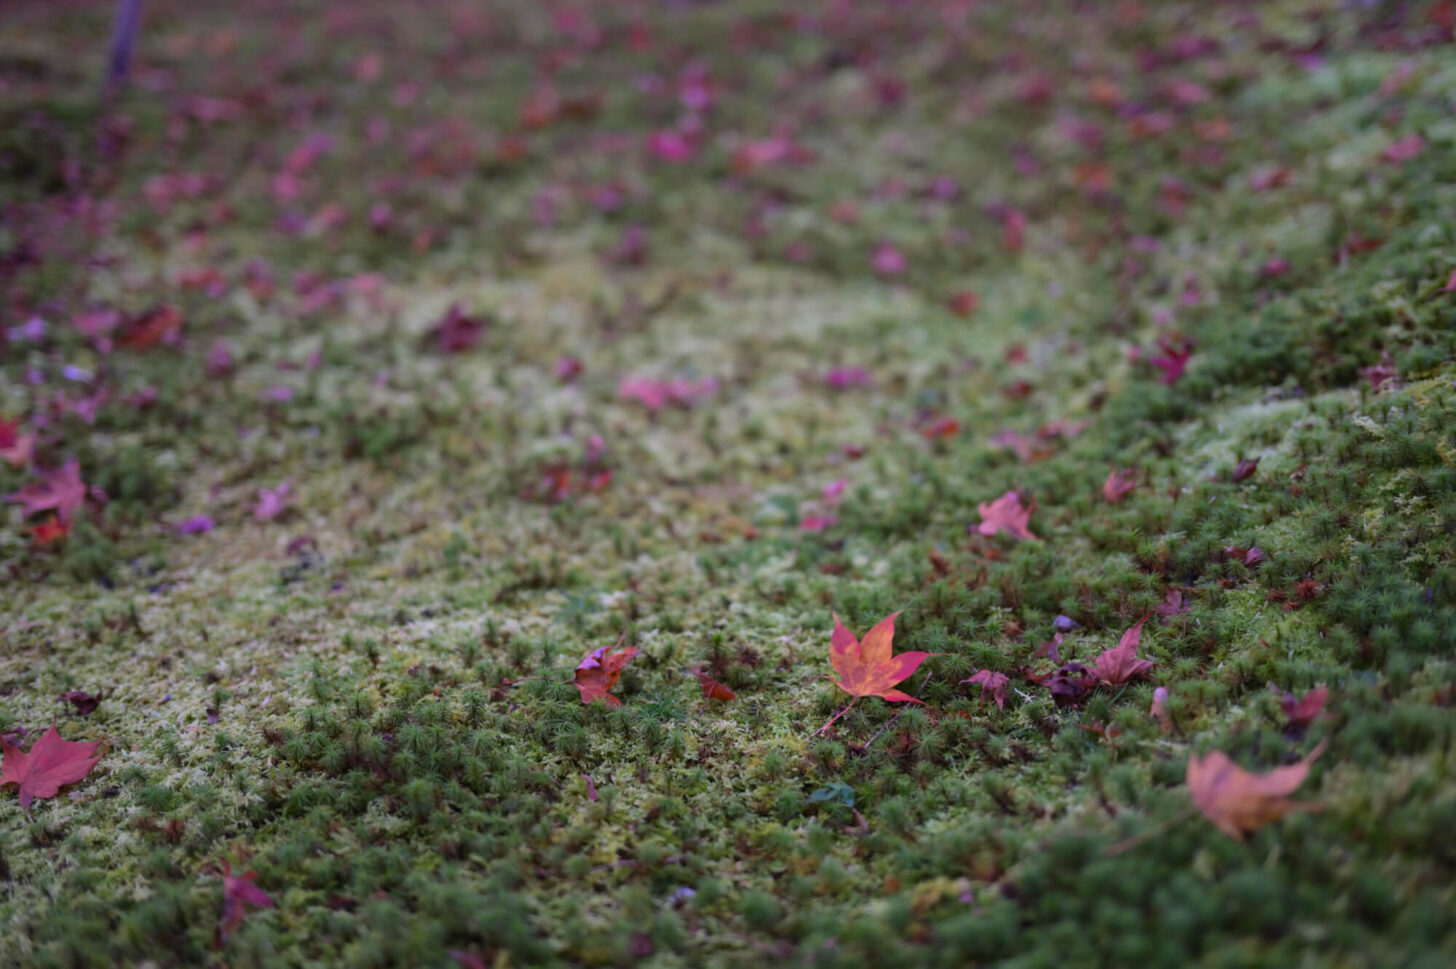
[647, 129, 695, 162]
[1091, 617, 1156, 686]
[871, 243, 907, 276]
[427, 304, 486, 353]
[1001, 209, 1026, 253]
[0, 419, 35, 468]
[554, 356, 584, 382]
[1360, 352, 1398, 393]
[976, 491, 1037, 541]
[255, 482, 292, 522]
[822, 367, 872, 390]
[1, 723, 106, 812]
[618, 376, 718, 413]
[1154, 589, 1191, 623]
[1103, 468, 1138, 503]
[1380, 133, 1425, 164]
[1150, 338, 1193, 385]
[218, 860, 274, 943]
[6, 458, 88, 522]
[962, 670, 1010, 710]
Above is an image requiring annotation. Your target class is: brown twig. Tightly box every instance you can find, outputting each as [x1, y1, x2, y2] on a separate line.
[1103, 805, 1195, 856]
[813, 696, 857, 737]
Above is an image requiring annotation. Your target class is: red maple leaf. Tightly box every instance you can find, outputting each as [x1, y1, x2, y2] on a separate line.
[1153, 588, 1191, 623]
[1150, 338, 1192, 385]
[1023, 661, 1097, 707]
[919, 415, 959, 440]
[573, 640, 639, 707]
[427, 304, 487, 353]
[817, 611, 941, 734]
[118, 304, 183, 350]
[218, 860, 274, 943]
[1102, 468, 1138, 503]
[1231, 457, 1260, 482]
[7, 458, 88, 522]
[976, 491, 1037, 540]
[1, 723, 105, 812]
[30, 516, 71, 546]
[1277, 685, 1329, 732]
[962, 669, 1010, 710]
[1360, 352, 1399, 393]
[60, 690, 104, 716]
[694, 671, 736, 701]
[1091, 617, 1156, 686]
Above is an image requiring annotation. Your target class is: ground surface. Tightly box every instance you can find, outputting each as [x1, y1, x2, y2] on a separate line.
[2, 1, 1456, 966]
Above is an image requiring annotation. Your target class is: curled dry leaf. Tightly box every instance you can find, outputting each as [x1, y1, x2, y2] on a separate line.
[1187, 740, 1327, 840]
[694, 671, 736, 701]
[60, 690, 104, 716]
[573, 640, 639, 707]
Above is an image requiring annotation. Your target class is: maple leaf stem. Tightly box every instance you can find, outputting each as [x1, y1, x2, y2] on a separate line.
[1102, 804, 1196, 857]
[813, 697, 858, 737]
[857, 670, 934, 750]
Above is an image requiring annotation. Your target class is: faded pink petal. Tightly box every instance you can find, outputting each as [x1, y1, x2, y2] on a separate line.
[871, 243, 907, 276]
[255, 482, 292, 522]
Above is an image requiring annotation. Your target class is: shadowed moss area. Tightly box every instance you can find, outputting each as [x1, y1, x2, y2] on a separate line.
[2, 0, 1456, 966]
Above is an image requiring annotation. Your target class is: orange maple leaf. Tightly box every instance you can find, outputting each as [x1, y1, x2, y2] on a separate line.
[573, 640, 639, 707]
[1, 723, 106, 813]
[1187, 739, 1326, 840]
[817, 612, 941, 735]
[694, 671, 736, 701]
